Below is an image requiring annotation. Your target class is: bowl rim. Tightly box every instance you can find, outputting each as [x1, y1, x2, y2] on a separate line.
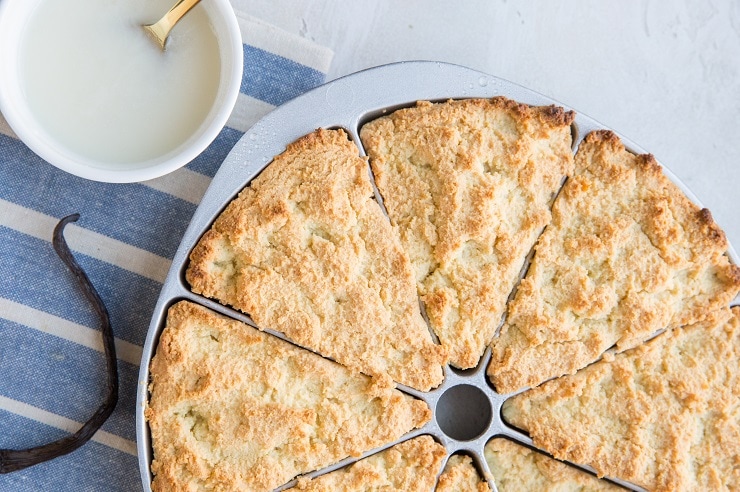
[0, 0, 243, 183]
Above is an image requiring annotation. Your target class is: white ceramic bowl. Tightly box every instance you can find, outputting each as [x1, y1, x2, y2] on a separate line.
[0, 0, 242, 183]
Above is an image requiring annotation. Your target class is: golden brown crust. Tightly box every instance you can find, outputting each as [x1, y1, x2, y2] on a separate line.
[186, 128, 445, 391]
[489, 130, 740, 393]
[360, 97, 575, 369]
[436, 454, 490, 492]
[502, 307, 740, 492]
[286, 436, 446, 492]
[147, 301, 432, 492]
[154, 109, 739, 492]
[484, 439, 622, 491]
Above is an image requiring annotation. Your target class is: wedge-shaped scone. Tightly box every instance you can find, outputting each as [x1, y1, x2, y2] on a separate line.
[186, 128, 445, 391]
[489, 130, 740, 392]
[502, 307, 740, 491]
[147, 301, 432, 492]
[484, 439, 621, 491]
[436, 454, 489, 492]
[287, 436, 446, 491]
[361, 98, 575, 368]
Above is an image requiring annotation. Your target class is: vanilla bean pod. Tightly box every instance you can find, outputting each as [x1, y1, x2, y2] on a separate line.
[0, 214, 119, 473]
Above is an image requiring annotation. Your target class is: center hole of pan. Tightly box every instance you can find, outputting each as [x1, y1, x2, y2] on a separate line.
[436, 384, 492, 441]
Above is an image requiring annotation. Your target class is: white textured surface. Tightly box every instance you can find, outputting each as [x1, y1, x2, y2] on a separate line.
[233, 0, 740, 251]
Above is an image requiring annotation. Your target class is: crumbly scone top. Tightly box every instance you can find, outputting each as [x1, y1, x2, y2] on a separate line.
[484, 438, 622, 491]
[287, 436, 446, 492]
[361, 97, 575, 369]
[436, 454, 490, 492]
[489, 130, 740, 392]
[186, 128, 445, 391]
[146, 301, 432, 492]
[502, 307, 740, 492]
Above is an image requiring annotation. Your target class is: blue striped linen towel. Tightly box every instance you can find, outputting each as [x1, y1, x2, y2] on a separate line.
[0, 10, 333, 492]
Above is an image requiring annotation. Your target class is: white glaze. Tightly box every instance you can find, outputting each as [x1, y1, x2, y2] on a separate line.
[20, 0, 221, 167]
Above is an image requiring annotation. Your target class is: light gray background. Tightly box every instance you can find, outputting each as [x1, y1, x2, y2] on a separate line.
[239, 0, 740, 250]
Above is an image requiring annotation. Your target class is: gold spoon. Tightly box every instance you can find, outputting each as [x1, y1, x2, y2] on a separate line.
[142, 0, 203, 50]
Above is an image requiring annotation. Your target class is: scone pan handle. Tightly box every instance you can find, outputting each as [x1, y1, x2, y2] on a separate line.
[136, 61, 738, 492]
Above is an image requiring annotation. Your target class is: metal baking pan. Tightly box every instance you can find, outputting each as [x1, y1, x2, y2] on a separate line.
[136, 61, 740, 492]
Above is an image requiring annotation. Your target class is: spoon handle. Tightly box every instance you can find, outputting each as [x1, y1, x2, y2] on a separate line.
[144, 0, 203, 49]
[161, 0, 203, 30]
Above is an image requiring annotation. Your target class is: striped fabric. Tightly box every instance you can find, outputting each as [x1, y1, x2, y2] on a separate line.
[0, 10, 333, 492]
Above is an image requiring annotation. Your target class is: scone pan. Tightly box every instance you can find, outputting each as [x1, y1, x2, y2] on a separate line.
[136, 61, 739, 492]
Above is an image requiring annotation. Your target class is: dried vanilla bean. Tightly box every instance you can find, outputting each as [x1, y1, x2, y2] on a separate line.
[0, 214, 119, 473]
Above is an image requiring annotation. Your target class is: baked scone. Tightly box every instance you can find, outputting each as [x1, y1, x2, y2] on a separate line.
[436, 454, 489, 492]
[360, 98, 575, 368]
[286, 436, 446, 491]
[489, 130, 740, 392]
[484, 439, 621, 491]
[502, 307, 740, 491]
[186, 128, 445, 391]
[147, 301, 432, 492]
